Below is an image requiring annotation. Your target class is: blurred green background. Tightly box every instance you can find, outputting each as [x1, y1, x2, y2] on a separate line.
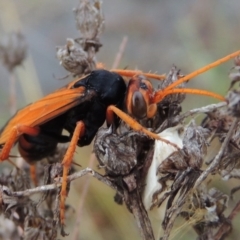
[0, 0, 239, 239]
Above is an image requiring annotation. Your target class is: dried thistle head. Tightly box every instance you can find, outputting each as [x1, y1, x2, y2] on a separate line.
[157, 65, 186, 104]
[73, 0, 105, 40]
[202, 108, 234, 136]
[0, 177, 36, 230]
[0, 32, 27, 72]
[56, 1, 105, 76]
[181, 121, 209, 169]
[155, 66, 185, 131]
[56, 38, 93, 76]
[0, 148, 68, 238]
[94, 127, 137, 175]
[180, 187, 228, 239]
[155, 122, 208, 177]
[24, 216, 57, 240]
[228, 56, 240, 89]
[227, 90, 240, 118]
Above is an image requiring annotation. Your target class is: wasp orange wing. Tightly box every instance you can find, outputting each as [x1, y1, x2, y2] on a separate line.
[0, 84, 88, 145]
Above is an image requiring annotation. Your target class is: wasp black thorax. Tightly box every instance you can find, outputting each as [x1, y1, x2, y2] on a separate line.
[13, 69, 127, 163]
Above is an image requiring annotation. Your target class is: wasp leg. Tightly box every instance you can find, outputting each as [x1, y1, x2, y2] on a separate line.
[0, 125, 40, 185]
[60, 121, 85, 227]
[106, 105, 179, 149]
[29, 165, 38, 186]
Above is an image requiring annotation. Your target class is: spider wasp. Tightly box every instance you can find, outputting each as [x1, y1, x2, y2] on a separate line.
[0, 50, 239, 228]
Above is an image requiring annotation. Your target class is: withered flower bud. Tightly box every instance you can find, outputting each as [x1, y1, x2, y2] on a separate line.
[73, 0, 105, 40]
[226, 90, 240, 118]
[0, 32, 27, 72]
[56, 38, 91, 75]
[234, 55, 240, 67]
[229, 56, 240, 89]
[94, 127, 137, 175]
[229, 70, 240, 89]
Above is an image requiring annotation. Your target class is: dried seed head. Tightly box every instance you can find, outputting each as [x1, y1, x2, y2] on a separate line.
[180, 187, 228, 235]
[227, 90, 240, 118]
[203, 108, 234, 134]
[182, 121, 209, 169]
[56, 38, 92, 75]
[204, 188, 228, 223]
[0, 32, 27, 72]
[73, 0, 105, 40]
[94, 127, 137, 175]
[24, 216, 57, 240]
[157, 122, 208, 174]
[228, 58, 240, 89]
[229, 70, 240, 89]
[157, 66, 186, 105]
[234, 55, 240, 67]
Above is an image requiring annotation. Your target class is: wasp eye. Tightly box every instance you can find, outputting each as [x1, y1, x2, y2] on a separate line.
[131, 91, 147, 119]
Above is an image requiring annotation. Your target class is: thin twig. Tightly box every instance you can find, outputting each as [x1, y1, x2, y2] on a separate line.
[111, 36, 128, 69]
[11, 167, 117, 197]
[9, 71, 17, 115]
[71, 153, 96, 240]
[194, 118, 238, 188]
[177, 101, 227, 122]
[126, 189, 155, 240]
[214, 200, 240, 240]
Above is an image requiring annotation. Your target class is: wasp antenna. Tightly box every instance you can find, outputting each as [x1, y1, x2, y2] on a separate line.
[111, 69, 166, 80]
[142, 72, 166, 80]
[152, 88, 225, 103]
[111, 69, 143, 77]
[163, 50, 240, 92]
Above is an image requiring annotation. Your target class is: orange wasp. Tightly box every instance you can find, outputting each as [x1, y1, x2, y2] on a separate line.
[0, 50, 239, 229]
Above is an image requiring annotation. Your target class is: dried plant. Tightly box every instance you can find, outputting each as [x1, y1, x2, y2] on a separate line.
[57, 0, 104, 76]
[0, 32, 27, 72]
[0, 31, 27, 115]
[1, 1, 240, 240]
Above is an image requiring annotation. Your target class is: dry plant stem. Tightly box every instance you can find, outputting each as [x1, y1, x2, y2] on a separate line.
[177, 101, 227, 122]
[161, 195, 189, 240]
[9, 71, 16, 115]
[111, 36, 128, 69]
[161, 209, 179, 240]
[11, 167, 118, 197]
[225, 169, 240, 179]
[194, 118, 239, 188]
[71, 153, 96, 240]
[160, 170, 193, 240]
[125, 189, 155, 240]
[214, 200, 240, 240]
[87, 46, 97, 70]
